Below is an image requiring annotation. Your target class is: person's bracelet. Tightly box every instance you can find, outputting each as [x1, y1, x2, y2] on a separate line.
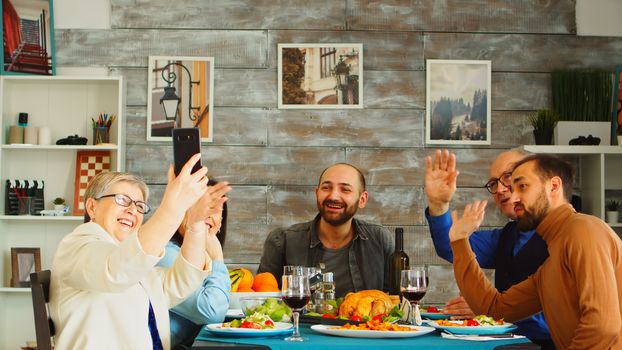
[184, 225, 206, 236]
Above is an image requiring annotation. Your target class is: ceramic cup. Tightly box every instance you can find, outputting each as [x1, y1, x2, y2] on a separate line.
[8, 125, 23, 144]
[24, 126, 38, 145]
[38, 127, 52, 145]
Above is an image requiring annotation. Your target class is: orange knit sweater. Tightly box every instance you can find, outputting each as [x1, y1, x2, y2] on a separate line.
[452, 204, 622, 349]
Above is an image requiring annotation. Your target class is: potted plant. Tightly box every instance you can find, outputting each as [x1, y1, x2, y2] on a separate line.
[529, 109, 559, 145]
[53, 197, 66, 211]
[606, 200, 619, 224]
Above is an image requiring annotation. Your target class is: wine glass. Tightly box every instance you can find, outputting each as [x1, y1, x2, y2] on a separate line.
[281, 274, 311, 342]
[400, 266, 428, 306]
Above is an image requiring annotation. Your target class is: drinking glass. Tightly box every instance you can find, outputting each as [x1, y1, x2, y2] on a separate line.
[281, 274, 311, 342]
[283, 265, 303, 276]
[400, 266, 428, 306]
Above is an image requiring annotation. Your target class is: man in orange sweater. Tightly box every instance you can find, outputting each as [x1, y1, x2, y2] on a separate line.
[449, 154, 622, 349]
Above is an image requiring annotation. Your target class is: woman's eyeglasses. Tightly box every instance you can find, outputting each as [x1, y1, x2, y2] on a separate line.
[95, 193, 151, 214]
[484, 172, 512, 194]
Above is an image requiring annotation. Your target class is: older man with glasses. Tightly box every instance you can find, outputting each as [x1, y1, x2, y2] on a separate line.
[424, 149, 554, 350]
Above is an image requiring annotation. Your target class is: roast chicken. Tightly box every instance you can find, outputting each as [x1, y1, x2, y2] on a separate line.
[338, 290, 394, 318]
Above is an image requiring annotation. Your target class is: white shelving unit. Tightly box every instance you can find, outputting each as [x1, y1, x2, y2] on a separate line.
[0, 75, 124, 349]
[523, 145, 622, 232]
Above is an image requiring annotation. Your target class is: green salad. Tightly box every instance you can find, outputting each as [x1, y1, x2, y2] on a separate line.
[226, 312, 276, 329]
[473, 315, 503, 326]
[243, 298, 292, 322]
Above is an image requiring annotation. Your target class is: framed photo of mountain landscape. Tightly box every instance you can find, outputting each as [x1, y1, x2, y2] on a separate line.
[1, 0, 55, 75]
[426, 60, 491, 145]
[278, 43, 363, 109]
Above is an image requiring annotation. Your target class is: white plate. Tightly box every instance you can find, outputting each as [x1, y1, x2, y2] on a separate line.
[205, 322, 293, 338]
[310, 324, 435, 338]
[426, 320, 517, 335]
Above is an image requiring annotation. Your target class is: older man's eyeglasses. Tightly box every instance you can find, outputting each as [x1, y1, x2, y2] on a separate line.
[95, 194, 151, 214]
[484, 172, 512, 194]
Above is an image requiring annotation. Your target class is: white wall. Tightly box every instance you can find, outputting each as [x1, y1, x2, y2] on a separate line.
[576, 0, 622, 37]
[53, 0, 110, 29]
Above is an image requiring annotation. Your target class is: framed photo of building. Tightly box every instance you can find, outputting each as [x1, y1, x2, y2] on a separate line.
[426, 59, 491, 145]
[278, 43, 363, 109]
[147, 56, 214, 142]
[11, 247, 41, 287]
[1, 0, 55, 75]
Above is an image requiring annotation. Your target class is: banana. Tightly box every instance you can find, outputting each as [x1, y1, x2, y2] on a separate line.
[230, 274, 242, 292]
[229, 268, 244, 292]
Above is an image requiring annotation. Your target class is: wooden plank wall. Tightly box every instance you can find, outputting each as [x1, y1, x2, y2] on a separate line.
[54, 0, 622, 303]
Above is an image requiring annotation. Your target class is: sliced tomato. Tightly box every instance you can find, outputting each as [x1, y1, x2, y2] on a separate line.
[371, 315, 384, 322]
[350, 315, 363, 322]
[240, 321, 262, 329]
[466, 319, 480, 327]
[322, 313, 337, 319]
[264, 320, 274, 327]
[427, 306, 440, 313]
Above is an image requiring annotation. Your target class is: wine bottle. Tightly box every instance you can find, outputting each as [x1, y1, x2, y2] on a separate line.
[388, 227, 409, 295]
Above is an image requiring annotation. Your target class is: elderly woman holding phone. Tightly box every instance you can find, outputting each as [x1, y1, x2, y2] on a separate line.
[49, 154, 215, 350]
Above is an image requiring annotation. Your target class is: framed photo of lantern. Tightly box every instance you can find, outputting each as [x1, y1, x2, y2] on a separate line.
[147, 56, 215, 142]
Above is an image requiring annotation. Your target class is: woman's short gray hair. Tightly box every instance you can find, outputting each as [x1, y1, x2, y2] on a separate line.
[83, 172, 149, 207]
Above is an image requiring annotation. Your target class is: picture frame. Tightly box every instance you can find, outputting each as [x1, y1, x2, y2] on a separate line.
[426, 59, 492, 145]
[11, 247, 41, 287]
[73, 150, 111, 216]
[278, 43, 363, 109]
[612, 65, 622, 145]
[147, 56, 215, 142]
[1, 0, 55, 75]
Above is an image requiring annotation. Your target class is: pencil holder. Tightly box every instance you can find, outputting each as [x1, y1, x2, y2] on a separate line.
[93, 127, 110, 145]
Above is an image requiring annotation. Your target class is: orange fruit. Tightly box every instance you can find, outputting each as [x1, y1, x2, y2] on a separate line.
[237, 286, 254, 292]
[252, 272, 279, 292]
[237, 268, 254, 290]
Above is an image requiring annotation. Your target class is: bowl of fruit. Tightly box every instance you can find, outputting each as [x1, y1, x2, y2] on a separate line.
[240, 296, 292, 322]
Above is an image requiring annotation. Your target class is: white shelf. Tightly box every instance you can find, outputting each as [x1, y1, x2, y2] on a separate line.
[523, 145, 622, 154]
[0, 288, 30, 293]
[0, 215, 83, 221]
[0, 75, 125, 349]
[2, 144, 118, 151]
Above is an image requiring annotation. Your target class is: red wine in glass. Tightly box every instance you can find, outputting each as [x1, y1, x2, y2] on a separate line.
[282, 295, 311, 311]
[400, 267, 428, 305]
[402, 290, 426, 304]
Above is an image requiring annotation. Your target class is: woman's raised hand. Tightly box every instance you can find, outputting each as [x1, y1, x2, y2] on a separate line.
[161, 154, 209, 216]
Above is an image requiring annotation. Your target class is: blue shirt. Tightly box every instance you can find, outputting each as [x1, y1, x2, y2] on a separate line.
[157, 242, 230, 348]
[426, 208, 551, 341]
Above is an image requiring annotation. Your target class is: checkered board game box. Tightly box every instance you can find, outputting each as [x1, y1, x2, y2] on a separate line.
[73, 150, 111, 215]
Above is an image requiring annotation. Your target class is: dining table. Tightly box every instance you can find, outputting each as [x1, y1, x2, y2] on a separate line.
[191, 323, 535, 350]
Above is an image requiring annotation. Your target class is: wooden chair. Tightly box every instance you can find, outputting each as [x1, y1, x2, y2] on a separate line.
[30, 270, 54, 350]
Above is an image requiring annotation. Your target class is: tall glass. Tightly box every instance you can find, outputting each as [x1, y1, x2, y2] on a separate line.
[281, 274, 311, 342]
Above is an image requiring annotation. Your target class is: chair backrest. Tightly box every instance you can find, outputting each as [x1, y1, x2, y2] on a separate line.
[30, 270, 54, 350]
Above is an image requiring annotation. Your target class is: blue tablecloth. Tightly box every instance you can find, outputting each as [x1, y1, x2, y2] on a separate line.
[195, 324, 532, 350]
